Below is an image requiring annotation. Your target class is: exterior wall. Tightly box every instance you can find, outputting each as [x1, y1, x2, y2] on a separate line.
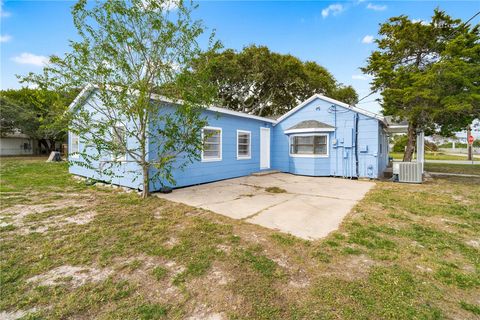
[149, 107, 274, 190]
[68, 95, 144, 189]
[69, 93, 385, 190]
[271, 98, 382, 178]
[0, 137, 34, 156]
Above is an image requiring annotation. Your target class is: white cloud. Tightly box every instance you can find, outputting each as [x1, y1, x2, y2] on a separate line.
[321, 4, 344, 18]
[362, 35, 374, 44]
[11, 52, 49, 66]
[352, 74, 372, 81]
[411, 18, 429, 25]
[366, 3, 387, 11]
[0, 34, 12, 42]
[160, 0, 178, 11]
[0, 1, 11, 17]
[140, 0, 177, 11]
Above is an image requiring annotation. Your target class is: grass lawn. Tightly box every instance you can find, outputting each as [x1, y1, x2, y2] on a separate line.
[425, 163, 480, 175]
[390, 152, 480, 161]
[1, 158, 479, 319]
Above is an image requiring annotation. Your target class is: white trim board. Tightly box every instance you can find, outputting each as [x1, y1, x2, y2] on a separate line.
[275, 94, 386, 125]
[68, 87, 390, 129]
[68, 85, 276, 124]
[201, 126, 222, 162]
[236, 130, 252, 160]
[284, 128, 335, 134]
[289, 133, 330, 158]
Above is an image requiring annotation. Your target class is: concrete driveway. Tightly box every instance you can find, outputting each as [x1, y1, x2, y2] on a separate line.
[156, 173, 375, 240]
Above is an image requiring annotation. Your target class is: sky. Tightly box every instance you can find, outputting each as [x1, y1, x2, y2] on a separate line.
[1, 0, 479, 115]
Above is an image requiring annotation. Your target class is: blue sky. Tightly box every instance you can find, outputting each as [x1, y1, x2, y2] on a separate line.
[1, 0, 479, 114]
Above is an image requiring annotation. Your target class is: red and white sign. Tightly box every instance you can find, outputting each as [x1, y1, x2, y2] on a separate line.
[468, 135, 475, 144]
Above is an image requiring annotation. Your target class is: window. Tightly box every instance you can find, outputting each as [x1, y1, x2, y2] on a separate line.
[237, 130, 251, 159]
[70, 133, 79, 158]
[112, 125, 127, 161]
[289, 134, 328, 157]
[202, 127, 222, 161]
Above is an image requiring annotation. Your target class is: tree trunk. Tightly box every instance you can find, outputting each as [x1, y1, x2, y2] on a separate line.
[39, 139, 50, 154]
[48, 139, 56, 152]
[141, 164, 150, 198]
[403, 124, 417, 162]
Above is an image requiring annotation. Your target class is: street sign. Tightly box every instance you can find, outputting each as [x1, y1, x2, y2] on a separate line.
[468, 135, 474, 144]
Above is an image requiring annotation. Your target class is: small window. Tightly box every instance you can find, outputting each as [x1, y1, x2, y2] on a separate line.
[112, 125, 127, 161]
[202, 127, 222, 161]
[237, 130, 251, 159]
[290, 134, 328, 157]
[70, 133, 79, 158]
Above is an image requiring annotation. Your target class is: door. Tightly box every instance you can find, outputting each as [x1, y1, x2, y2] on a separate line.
[260, 127, 270, 169]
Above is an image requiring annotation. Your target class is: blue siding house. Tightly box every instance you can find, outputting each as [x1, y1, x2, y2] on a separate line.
[69, 92, 390, 191]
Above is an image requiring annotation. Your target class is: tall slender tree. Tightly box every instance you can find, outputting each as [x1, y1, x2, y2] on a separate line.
[23, 0, 220, 197]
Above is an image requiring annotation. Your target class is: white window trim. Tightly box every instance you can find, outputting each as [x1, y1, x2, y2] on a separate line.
[236, 130, 252, 160]
[111, 125, 127, 162]
[70, 132, 80, 159]
[289, 133, 329, 158]
[201, 126, 222, 162]
[284, 127, 335, 134]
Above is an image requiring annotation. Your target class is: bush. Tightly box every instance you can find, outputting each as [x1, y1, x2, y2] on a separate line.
[392, 135, 408, 153]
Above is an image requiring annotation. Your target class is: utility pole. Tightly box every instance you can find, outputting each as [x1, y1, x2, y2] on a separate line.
[467, 126, 473, 161]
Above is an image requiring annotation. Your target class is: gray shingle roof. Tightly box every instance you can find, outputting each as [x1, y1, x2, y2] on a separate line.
[286, 120, 335, 131]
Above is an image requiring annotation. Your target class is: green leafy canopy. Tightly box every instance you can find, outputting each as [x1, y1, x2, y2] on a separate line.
[21, 0, 221, 197]
[362, 9, 480, 160]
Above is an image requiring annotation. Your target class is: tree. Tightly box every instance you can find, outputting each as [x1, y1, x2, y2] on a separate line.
[188, 45, 358, 117]
[362, 9, 480, 161]
[22, 0, 219, 198]
[0, 88, 76, 152]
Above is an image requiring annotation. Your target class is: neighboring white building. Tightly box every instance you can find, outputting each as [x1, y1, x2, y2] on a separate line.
[0, 131, 34, 156]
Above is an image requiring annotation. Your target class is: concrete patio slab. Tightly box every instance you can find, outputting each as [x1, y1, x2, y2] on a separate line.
[156, 173, 375, 240]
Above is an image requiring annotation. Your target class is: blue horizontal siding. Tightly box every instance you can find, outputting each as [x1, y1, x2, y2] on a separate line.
[69, 94, 385, 190]
[271, 98, 381, 178]
[149, 108, 273, 190]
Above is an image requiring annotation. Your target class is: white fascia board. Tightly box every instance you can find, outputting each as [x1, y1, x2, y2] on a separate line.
[207, 106, 277, 124]
[150, 93, 277, 124]
[275, 94, 387, 125]
[284, 128, 335, 134]
[68, 87, 277, 124]
[67, 84, 95, 111]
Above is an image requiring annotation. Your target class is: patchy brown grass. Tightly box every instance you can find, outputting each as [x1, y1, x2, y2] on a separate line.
[265, 186, 287, 194]
[0, 158, 479, 319]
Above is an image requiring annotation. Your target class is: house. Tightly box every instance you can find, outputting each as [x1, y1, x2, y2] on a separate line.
[68, 92, 391, 190]
[0, 131, 34, 156]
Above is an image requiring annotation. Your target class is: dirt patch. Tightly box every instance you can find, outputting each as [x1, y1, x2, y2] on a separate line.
[466, 239, 479, 248]
[323, 254, 377, 281]
[186, 312, 225, 320]
[27, 265, 112, 288]
[0, 308, 38, 320]
[207, 266, 232, 286]
[0, 198, 96, 234]
[64, 210, 96, 225]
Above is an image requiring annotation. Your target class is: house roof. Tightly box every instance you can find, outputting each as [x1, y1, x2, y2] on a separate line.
[384, 116, 409, 133]
[68, 87, 389, 128]
[286, 120, 335, 131]
[68, 85, 277, 124]
[275, 94, 386, 125]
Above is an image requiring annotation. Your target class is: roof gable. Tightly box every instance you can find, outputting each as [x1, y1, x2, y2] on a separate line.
[275, 94, 385, 125]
